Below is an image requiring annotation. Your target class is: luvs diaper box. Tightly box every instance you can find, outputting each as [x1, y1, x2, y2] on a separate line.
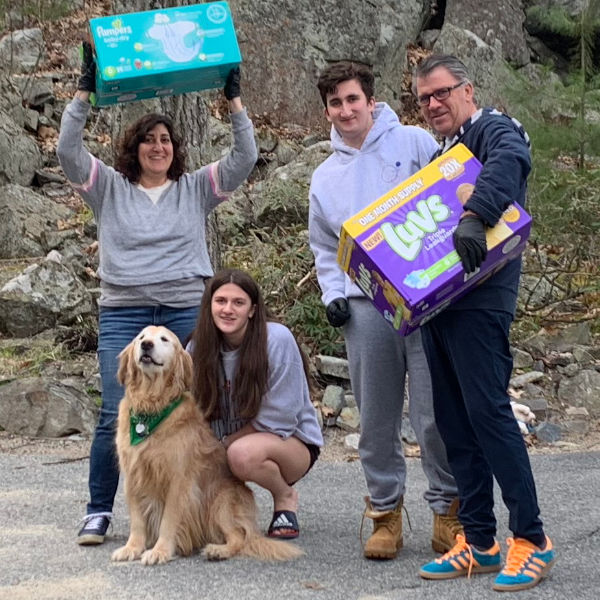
[337, 143, 532, 335]
[89, 1, 241, 106]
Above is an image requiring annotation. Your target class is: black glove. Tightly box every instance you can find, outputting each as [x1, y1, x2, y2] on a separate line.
[224, 67, 241, 100]
[326, 298, 351, 328]
[78, 41, 96, 93]
[453, 214, 488, 273]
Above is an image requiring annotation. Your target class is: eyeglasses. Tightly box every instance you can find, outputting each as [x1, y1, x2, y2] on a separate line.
[416, 81, 467, 107]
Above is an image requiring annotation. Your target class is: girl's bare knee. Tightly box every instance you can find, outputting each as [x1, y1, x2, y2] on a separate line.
[226, 444, 255, 480]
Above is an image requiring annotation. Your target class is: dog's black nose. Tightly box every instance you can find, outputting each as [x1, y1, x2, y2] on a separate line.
[141, 340, 154, 352]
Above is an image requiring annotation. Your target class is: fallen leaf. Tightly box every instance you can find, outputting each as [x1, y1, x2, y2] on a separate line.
[321, 406, 335, 418]
[302, 581, 326, 590]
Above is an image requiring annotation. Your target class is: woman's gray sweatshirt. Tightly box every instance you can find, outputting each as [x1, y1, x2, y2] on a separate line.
[57, 97, 257, 307]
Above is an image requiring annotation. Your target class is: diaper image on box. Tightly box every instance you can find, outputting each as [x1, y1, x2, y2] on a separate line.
[337, 143, 532, 335]
[147, 15, 203, 63]
[404, 269, 431, 290]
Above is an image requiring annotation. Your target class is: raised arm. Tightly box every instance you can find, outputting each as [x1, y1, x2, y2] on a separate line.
[214, 67, 258, 194]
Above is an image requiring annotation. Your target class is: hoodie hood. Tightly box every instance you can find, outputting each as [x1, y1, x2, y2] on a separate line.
[330, 102, 400, 160]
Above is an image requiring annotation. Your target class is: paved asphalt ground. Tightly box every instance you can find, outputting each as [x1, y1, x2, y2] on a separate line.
[1, 449, 599, 600]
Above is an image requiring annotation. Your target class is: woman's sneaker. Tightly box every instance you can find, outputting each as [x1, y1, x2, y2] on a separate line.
[492, 536, 555, 591]
[77, 512, 113, 545]
[420, 534, 501, 579]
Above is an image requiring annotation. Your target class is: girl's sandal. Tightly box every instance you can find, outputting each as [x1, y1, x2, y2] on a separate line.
[267, 510, 299, 539]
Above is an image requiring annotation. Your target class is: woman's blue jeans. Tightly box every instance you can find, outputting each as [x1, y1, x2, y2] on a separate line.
[87, 305, 199, 515]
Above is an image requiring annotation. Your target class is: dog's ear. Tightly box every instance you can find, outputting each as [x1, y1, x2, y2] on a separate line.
[173, 347, 194, 391]
[182, 350, 194, 389]
[117, 341, 136, 386]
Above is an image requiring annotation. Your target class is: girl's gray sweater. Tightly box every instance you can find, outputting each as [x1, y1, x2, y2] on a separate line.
[188, 322, 324, 447]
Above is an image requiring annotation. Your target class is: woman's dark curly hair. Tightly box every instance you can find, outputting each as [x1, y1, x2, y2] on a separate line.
[114, 113, 187, 183]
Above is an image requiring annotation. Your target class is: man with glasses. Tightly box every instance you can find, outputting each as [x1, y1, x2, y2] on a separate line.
[413, 54, 555, 592]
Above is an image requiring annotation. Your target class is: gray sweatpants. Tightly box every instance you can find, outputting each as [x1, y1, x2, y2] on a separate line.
[344, 298, 457, 513]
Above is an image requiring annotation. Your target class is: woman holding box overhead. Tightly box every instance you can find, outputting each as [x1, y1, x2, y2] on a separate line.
[57, 41, 258, 546]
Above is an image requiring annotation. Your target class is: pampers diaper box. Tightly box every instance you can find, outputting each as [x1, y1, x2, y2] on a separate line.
[89, 1, 241, 106]
[337, 143, 531, 335]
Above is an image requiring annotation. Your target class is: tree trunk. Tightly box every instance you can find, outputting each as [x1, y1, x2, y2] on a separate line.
[109, 0, 220, 269]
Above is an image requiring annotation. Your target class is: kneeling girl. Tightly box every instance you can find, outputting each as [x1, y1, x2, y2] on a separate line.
[187, 269, 323, 539]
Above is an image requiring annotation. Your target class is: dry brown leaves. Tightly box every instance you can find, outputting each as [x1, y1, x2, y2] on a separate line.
[400, 44, 432, 127]
[95, 133, 111, 146]
[38, 1, 113, 55]
[39, 135, 58, 154]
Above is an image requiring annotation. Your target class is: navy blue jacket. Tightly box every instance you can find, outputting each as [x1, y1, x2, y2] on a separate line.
[434, 108, 531, 315]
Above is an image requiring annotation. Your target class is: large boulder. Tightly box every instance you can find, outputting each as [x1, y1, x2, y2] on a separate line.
[230, 0, 429, 126]
[0, 256, 94, 337]
[217, 140, 332, 237]
[432, 23, 524, 113]
[0, 74, 26, 127]
[521, 322, 592, 356]
[0, 184, 73, 258]
[0, 111, 43, 186]
[445, 0, 530, 67]
[557, 370, 600, 417]
[14, 74, 56, 109]
[0, 377, 97, 437]
[250, 141, 332, 227]
[0, 28, 45, 73]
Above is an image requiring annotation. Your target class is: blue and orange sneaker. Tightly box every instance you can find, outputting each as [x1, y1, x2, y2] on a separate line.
[492, 536, 556, 592]
[419, 534, 501, 580]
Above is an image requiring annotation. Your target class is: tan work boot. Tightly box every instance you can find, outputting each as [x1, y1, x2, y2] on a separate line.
[362, 496, 403, 559]
[432, 497, 463, 553]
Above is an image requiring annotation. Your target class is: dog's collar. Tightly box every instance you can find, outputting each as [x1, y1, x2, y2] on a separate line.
[129, 396, 183, 446]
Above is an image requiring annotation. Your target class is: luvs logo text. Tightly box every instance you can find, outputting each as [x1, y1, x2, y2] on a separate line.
[380, 195, 450, 261]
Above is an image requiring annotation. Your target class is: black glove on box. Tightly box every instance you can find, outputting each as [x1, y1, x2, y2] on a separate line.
[453, 214, 488, 274]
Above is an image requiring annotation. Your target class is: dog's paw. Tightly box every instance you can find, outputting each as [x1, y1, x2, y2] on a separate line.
[111, 544, 143, 562]
[202, 543, 231, 561]
[140, 547, 175, 565]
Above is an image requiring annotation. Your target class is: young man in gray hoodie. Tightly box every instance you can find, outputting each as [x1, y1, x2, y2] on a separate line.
[308, 61, 460, 560]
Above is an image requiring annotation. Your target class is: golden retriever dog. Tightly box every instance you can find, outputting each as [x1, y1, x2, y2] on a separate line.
[111, 325, 303, 565]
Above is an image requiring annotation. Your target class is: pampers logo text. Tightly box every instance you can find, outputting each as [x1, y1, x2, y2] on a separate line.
[380, 195, 450, 261]
[95, 24, 133, 37]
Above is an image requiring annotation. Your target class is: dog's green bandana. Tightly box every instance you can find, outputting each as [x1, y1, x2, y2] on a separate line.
[129, 396, 183, 446]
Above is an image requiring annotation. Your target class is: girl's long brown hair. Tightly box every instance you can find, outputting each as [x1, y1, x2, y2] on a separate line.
[191, 269, 311, 421]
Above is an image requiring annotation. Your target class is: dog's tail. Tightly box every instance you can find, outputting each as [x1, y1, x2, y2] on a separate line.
[241, 534, 304, 561]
